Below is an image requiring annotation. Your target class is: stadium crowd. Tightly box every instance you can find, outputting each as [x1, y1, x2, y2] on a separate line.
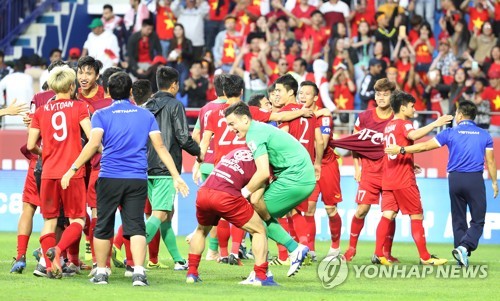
[1, 0, 500, 134]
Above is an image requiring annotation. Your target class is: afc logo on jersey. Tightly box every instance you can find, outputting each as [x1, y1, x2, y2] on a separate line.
[357, 128, 384, 145]
[233, 149, 253, 162]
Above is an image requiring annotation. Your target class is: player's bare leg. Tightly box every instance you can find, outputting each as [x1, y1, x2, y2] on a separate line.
[186, 224, 211, 283]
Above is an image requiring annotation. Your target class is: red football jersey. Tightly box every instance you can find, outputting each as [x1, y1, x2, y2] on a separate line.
[279, 103, 318, 161]
[354, 109, 393, 174]
[317, 115, 338, 164]
[206, 104, 271, 164]
[203, 147, 256, 196]
[31, 99, 89, 179]
[77, 85, 105, 106]
[382, 119, 416, 190]
[199, 101, 227, 164]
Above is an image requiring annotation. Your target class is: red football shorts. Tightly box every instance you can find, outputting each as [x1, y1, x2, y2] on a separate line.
[307, 159, 342, 206]
[144, 197, 152, 215]
[22, 166, 40, 207]
[381, 185, 423, 215]
[355, 175, 382, 205]
[196, 187, 254, 228]
[86, 168, 99, 208]
[295, 198, 309, 212]
[40, 178, 87, 219]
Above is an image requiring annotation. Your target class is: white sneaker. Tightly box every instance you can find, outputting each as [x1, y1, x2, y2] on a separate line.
[205, 249, 219, 261]
[239, 271, 256, 285]
[174, 261, 188, 271]
[327, 247, 341, 258]
[287, 244, 309, 277]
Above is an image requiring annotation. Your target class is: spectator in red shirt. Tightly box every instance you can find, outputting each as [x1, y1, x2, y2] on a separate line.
[156, 1, 177, 57]
[302, 10, 331, 63]
[127, 19, 162, 77]
[205, 0, 231, 51]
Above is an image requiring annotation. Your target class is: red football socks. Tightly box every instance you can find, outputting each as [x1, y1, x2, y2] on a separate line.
[230, 226, 245, 255]
[187, 253, 201, 276]
[114, 225, 124, 249]
[349, 216, 365, 249]
[217, 220, 230, 257]
[148, 230, 161, 264]
[375, 216, 391, 257]
[254, 262, 268, 280]
[123, 237, 134, 266]
[329, 213, 342, 249]
[291, 213, 308, 245]
[40, 233, 56, 268]
[384, 219, 396, 256]
[304, 216, 316, 251]
[411, 219, 431, 260]
[17, 234, 29, 260]
[57, 222, 83, 252]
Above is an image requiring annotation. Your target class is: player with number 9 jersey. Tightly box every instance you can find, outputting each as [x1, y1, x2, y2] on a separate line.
[31, 99, 90, 180]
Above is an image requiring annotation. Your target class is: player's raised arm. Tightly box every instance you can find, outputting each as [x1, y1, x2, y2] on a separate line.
[269, 107, 313, 122]
[407, 115, 454, 141]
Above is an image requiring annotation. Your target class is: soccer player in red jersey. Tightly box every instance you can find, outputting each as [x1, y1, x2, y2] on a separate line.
[372, 90, 452, 265]
[274, 75, 323, 259]
[298, 81, 343, 260]
[27, 66, 92, 278]
[77, 56, 105, 104]
[199, 74, 312, 263]
[343, 79, 397, 262]
[186, 147, 277, 286]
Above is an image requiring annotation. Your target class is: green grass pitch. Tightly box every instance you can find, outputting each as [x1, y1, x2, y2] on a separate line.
[0, 232, 498, 301]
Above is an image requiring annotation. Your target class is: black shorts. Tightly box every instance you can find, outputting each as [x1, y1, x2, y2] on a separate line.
[94, 177, 147, 240]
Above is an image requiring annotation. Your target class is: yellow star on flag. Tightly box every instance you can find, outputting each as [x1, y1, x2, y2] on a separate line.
[224, 42, 235, 58]
[211, 1, 218, 10]
[335, 94, 348, 109]
[253, 0, 260, 6]
[494, 95, 500, 110]
[473, 17, 484, 30]
[165, 19, 174, 30]
[240, 14, 249, 25]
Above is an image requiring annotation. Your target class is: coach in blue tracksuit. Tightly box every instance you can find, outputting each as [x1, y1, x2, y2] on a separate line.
[384, 101, 498, 267]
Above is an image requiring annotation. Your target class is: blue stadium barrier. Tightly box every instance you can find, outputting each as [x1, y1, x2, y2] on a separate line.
[0, 171, 499, 244]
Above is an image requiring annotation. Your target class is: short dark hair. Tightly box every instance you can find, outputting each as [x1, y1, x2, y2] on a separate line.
[103, 4, 113, 11]
[108, 72, 132, 100]
[276, 74, 298, 96]
[300, 81, 319, 96]
[49, 48, 62, 57]
[248, 94, 266, 107]
[142, 19, 154, 27]
[267, 83, 276, 95]
[77, 56, 103, 75]
[190, 60, 202, 68]
[102, 67, 122, 92]
[222, 74, 244, 98]
[311, 10, 323, 18]
[213, 74, 225, 97]
[132, 79, 152, 105]
[156, 66, 179, 90]
[390, 90, 416, 113]
[224, 101, 252, 119]
[294, 58, 307, 69]
[246, 32, 266, 44]
[374, 78, 396, 92]
[457, 101, 477, 120]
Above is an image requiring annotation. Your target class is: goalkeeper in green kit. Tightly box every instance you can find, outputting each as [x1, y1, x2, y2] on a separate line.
[224, 101, 316, 278]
